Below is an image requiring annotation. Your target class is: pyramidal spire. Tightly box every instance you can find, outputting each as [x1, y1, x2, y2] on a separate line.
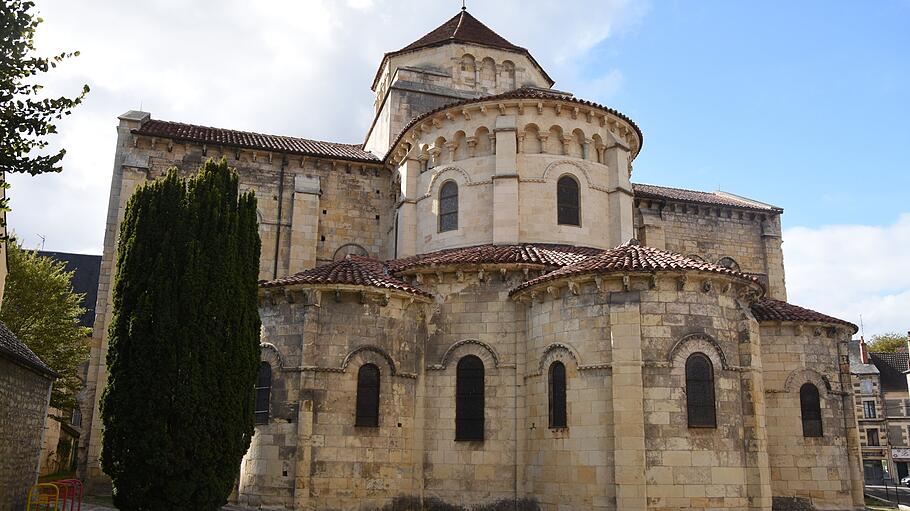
[397, 8, 525, 54]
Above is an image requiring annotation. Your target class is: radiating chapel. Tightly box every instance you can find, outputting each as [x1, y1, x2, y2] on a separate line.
[79, 8, 867, 511]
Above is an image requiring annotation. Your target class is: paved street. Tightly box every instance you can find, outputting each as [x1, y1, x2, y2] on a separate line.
[867, 484, 910, 508]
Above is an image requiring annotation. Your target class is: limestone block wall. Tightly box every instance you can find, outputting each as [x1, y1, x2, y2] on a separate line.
[760, 324, 864, 509]
[637, 281, 765, 510]
[0, 358, 53, 510]
[524, 285, 615, 510]
[418, 271, 525, 506]
[248, 291, 425, 509]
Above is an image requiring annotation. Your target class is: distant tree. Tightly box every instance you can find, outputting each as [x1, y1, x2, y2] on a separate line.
[0, 0, 90, 235]
[101, 159, 261, 510]
[0, 242, 90, 414]
[868, 332, 908, 353]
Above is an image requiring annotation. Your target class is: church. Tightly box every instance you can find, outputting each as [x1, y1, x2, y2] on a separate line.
[78, 8, 867, 510]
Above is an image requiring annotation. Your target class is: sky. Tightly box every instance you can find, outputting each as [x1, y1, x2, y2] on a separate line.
[8, 0, 910, 337]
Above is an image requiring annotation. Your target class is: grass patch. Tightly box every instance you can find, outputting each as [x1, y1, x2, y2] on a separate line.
[866, 496, 897, 509]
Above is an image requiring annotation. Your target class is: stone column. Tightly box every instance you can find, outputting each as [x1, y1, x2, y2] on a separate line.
[603, 137, 635, 247]
[80, 111, 152, 490]
[493, 115, 519, 245]
[609, 291, 647, 510]
[395, 158, 420, 258]
[738, 309, 772, 510]
[761, 216, 787, 300]
[293, 399, 315, 510]
[838, 337, 867, 508]
[638, 207, 666, 250]
[288, 175, 320, 273]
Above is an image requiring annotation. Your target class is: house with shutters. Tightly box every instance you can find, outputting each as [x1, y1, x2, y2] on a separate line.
[77, 7, 867, 511]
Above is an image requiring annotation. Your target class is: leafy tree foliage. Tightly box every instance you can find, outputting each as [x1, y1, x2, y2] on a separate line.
[0, 241, 90, 413]
[868, 332, 909, 353]
[101, 159, 261, 510]
[0, 0, 90, 231]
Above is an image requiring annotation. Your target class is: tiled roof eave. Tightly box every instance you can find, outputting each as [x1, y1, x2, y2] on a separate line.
[259, 281, 434, 301]
[509, 268, 763, 298]
[0, 345, 57, 379]
[754, 318, 858, 334]
[633, 190, 784, 214]
[130, 127, 382, 165]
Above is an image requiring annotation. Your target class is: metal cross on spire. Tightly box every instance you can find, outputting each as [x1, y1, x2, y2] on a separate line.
[462, 0, 466, 11]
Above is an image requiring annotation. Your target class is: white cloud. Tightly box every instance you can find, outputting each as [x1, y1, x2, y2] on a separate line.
[784, 214, 910, 338]
[8, 0, 648, 253]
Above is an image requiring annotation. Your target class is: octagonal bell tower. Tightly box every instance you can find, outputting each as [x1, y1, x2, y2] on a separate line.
[364, 8, 554, 157]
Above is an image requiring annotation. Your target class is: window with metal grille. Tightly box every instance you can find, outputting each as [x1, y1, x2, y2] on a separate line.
[556, 175, 580, 226]
[456, 355, 484, 441]
[800, 383, 823, 437]
[355, 364, 380, 427]
[548, 361, 567, 428]
[439, 181, 458, 232]
[867, 428, 880, 446]
[685, 353, 716, 428]
[864, 400, 877, 419]
[254, 362, 272, 425]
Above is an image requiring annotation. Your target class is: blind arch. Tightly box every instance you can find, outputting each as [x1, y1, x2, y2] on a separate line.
[548, 361, 567, 428]
[800, 382, 823, 437]
[439, 180, 459, 232]
[685, 353, 716, 428]
[254, 362, 272, 425]
[456, 355, 485, 440]
[355, 364, 380, 427]
[557, 175, 580, 226]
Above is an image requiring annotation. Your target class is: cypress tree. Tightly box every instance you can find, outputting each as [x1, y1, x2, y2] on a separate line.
[101, 159, 261, 510]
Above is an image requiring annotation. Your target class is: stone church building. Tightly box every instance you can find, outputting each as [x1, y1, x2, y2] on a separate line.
[79, 8, 867, 511]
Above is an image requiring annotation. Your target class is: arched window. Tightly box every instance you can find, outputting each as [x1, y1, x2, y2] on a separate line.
[548, 361, 567, 428]
[355, 364, 380, 427]
[716, 257, 740, 271]
[685, 353, 716, 428]
[254, 362, 272, 425]
[800, 383, 823, 437]
[439, 181, 459, 232]
[456, 355, 484, 440]
[557, 175, 580, 226]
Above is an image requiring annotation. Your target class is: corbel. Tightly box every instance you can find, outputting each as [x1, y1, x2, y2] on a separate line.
[500, 268, 508, 282]
[649, 274, 658, 290]
[359, 291, 367, 304]
[622, 275, 630, 292]
[435, 270, 444, 283]
[523, 268, 530, 280]
[284, 289, 297, 304]
[721, 281, 732, 294]
[598, 115, 606, 127]
[432, 118, 442, 129]
[406, 296, 415, 307]
[571, 107, 579, 119]
[567, 281, 580, 296]
[334, 290, 342, 303]
[702, 279, 713, 293]
[479, 104, 487, 115]
[477, 269, 486, 282]
[529, 291, 538, 302]
[607, 119, 617, 132]
[132, 135, 138, 147]
[445, 112, 454, 122]
[586, 110, 593, 123]
[547, 285, 560, 299]
[498, 103, 507, 115]
[461, 109, 471, 121]
[415, 273, 424, 285]
[517, 102, 524, 115]
[795, 324, 804, 336]
[150, 137, 157, 150]
[554, 104, 562, 116]
[380, 293, 390, 307]
[536, 101, 543, 115]
[676, 275, 688, 291]
[813, 327, 822, 337]
[594, 276, 604, 292]
[313, 290, 322, 307]
[252, 151, 257, 163]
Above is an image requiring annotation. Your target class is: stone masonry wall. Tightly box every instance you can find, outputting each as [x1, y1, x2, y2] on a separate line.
[0, 358, 52, 511]
[761, 324, 864, 509]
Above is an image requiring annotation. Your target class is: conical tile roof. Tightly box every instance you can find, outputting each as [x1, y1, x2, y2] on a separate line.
[398, 9, 525, 54]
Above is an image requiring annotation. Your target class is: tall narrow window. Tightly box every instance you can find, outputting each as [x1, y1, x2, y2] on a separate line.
[557, 175, 580, 226]
[439, 181, 459, 232]
[864, 400, 877, 419]
[254, 362, 272, 425]
[355, 364, 380, 427]
[685, 353, 716, 428]
[867, 428, 880, 446]
[548, 361, 567, 428]
[456, 355, 484, 440]
[800, 382, 823, 437]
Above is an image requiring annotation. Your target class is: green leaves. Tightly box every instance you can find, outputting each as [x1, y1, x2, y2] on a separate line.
[0, 242, 91, 413]
[101, 158, 261, 511]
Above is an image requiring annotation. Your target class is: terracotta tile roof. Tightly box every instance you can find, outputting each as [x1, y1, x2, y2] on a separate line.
[0, 321, 56, 378]
[387, 243, 603, 273]
[134, 119, 380, 164]
[386, 86, 642, 162]
[868, 352, 910, 392]
[750, 298, 858, 332]
[511, 239, 761, 295]
[374, 10, 553, 90]
[260, 256, 432, 298]
[633, 183, 782, 213]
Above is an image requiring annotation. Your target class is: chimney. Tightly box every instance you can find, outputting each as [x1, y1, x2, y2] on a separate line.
[860, 336, 869, 364]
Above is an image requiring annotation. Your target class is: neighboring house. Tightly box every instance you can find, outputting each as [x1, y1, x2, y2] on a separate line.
[35, 251, 101, 477]
[0, 322, 56, 509]
[77, 7, 867, 511]
[850, 335, 910, 484]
